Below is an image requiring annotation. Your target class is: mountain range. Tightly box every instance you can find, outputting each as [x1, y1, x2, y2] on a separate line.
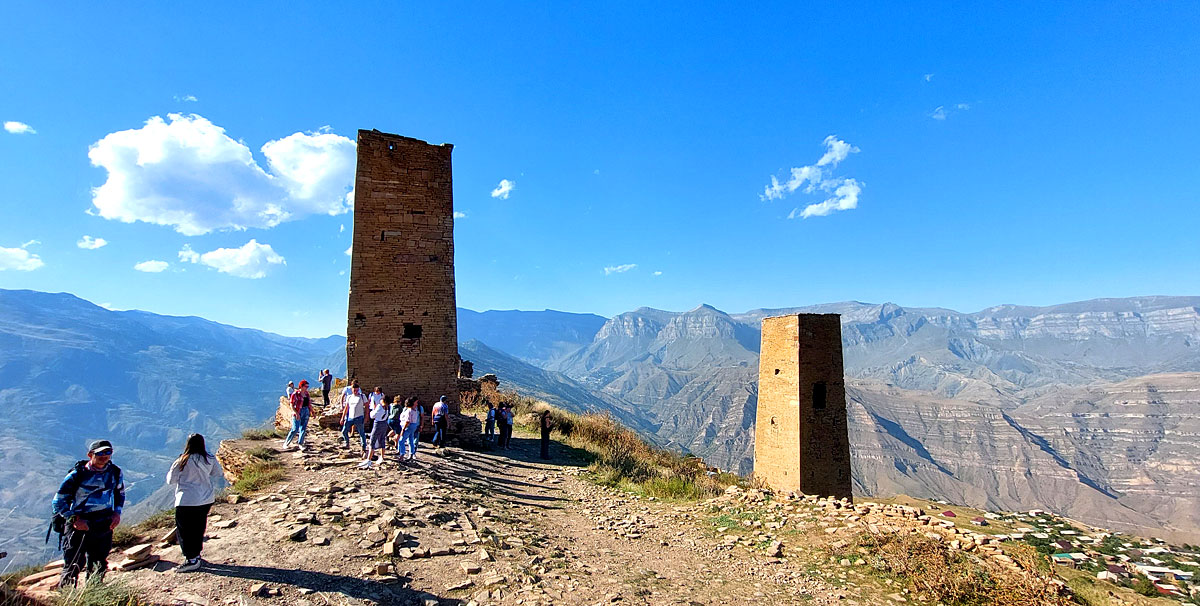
[459, 297, 1200, 543]
[2, 289, 1198, 566]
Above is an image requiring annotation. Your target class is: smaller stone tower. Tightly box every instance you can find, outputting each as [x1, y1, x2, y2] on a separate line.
[754, 313, 852, 499]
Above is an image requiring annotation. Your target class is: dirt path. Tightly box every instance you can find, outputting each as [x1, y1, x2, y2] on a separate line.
[90, 425, 858, 605]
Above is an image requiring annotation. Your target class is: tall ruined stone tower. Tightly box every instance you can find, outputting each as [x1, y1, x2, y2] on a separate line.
[754, 314, 852, 499]
[346, 130, 459, 413]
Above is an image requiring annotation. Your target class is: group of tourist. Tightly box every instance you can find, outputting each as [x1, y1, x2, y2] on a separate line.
[51, 434, 223, 586]
[46, 371, 554, 588]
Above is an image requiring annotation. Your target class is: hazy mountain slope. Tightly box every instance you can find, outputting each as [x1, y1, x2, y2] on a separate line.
[457, 308, 606, 366]
[0, 289, 343, 563]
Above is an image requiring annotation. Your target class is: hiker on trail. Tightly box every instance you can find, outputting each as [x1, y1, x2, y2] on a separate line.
[166, 434, 223, 573]
[484, 401, 496, 443]
[360, 393, 390, 469]
[286, 381, 296, 400]
[367, 386, 385, 433]
[341, 386, 368, 453]
[283, 379, 313, 451]
[540, 410, 552, 460]
[319, 369, 334, 407]
[431, 396, 450, 448]
[52, 440, 125, 588]
[495, 404, 512, 450]
[387, 395, 406, 454]
[398, 398, 421, 462]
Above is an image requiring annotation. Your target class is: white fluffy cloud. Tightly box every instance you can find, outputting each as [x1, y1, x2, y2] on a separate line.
[0, 246, 44, 271]
[77, 235, 108, 250]
[344, 245, 352, 256]
[88, 114, 355, 236]
[603, 263, 637, 275]
[4, 121, 36, 135]
[133, 260, 169, 273]
[761, 136, 863, 220]
[178, 239, 284, 279]
[490, 179, 515, 199]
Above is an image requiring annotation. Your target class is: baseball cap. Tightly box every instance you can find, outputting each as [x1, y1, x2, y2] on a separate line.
[88, 440, 113, 455]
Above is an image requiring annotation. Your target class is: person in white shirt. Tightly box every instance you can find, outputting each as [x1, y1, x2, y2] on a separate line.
[341, 387, 367, 452]
[285, 381, 296, 400]
[340, 380, 358, 404]
[360, 393, 390, 468]
[165, 434, 224, 573]
[399, 399, 421, 462]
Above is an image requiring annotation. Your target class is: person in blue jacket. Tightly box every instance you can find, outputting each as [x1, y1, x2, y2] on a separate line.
[51, 440, 125, 588]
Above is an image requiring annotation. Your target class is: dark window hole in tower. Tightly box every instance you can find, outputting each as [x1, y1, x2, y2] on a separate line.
[774, 368, 780, 375]
[812, 381, 827, 410]
[387, 142, 395, 151]
[380, 230, 386, 241]
[410, 210, 426, 215]
[403, 323, 423, 339]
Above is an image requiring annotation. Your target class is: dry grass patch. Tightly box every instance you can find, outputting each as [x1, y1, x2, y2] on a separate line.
[229, 447, 285, 495]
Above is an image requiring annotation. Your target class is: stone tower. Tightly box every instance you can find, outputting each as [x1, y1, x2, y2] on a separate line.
[346, 130, 459, 413]
[754, 313, 852, 499]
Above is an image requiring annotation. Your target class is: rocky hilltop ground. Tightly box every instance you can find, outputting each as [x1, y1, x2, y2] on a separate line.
[8, 390, 1193, 606]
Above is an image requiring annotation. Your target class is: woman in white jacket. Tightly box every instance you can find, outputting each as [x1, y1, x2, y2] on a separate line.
[165, 434, 223, 573]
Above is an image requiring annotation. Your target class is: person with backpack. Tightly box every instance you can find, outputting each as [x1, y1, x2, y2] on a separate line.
[282, 379, 312, 451]
[495, 404, 512, 450]
[165, 434, 223, 573]
[431, 396, 450, 448]
[51, 440, 125, 588]
[387, 395, 406, 455]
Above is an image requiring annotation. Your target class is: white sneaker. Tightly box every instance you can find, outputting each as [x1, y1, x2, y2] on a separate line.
[174, 558, 201, 573]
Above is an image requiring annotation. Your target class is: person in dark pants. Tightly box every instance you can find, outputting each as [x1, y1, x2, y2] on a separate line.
[539, 410, 552, 460]
[52, 440, 125, 588]
[431, 396, 449, 448]
[496, 404, 513, 449]
[319, 369, 334, 408]
[165, 434, 223, 573]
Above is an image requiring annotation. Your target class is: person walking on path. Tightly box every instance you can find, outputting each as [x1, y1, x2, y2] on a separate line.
[341, 379, 358, 404]
[165, 434, 223, 573]
[398, 399, 421, 462]
[285, 381, 296, 400]
[484, 401, 496, 443]
[360, 392, 390, 469]
[282, 380, 312, 451]
[367, 387, 385, 433]
[319, 370, 334, 408]
[51, 440, 125, 588]
[539, 410, 552, 460]
[341, 386, 368, 453]
[431, 396, 450, 448]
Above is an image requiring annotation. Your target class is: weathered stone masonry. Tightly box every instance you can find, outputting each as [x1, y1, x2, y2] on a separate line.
[754, 313, 852, 500]
[346, 130, 459, 414]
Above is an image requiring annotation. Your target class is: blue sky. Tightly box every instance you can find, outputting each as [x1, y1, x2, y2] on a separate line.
[1, 3, 1197, 338]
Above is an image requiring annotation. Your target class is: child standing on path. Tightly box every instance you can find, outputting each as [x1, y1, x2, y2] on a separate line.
[360, 393, 390, 469]
[165, 434, 223, 573]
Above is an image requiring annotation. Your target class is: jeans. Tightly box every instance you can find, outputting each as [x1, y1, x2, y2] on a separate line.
[485, 419, 495, 441]
[400, 424, 419, 457]
[284, 407, 310, 446]
[175, 503, 212, 560]
[60, 511, 114, 587]
[342, 416, 366, 450]
[432, 415, 447, 447]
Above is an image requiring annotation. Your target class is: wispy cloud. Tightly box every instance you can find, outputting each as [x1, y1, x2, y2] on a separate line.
[930, 103, 971, 120]
[490, 179, 515, 199]
[134, 260, 169, 273]
[88, 113, 355, 235]
[344, 246, 352, 256]
[761, 136, 863, 220]
[603, 263, 637, 275]
[4, 121, 36, 135]
[652, 271, 663, 276]
[923, 73, 935, 82]
[21, 240, 39, 249]
[77, 235, 108, 250]
[453, 211, 467, 219]
[0, 245, 44, 271]
[178, 239, 285, 278]
[174, 94, 198, 102]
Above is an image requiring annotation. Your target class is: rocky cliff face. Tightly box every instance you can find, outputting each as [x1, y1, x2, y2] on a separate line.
[470, 297, 1200, 541]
